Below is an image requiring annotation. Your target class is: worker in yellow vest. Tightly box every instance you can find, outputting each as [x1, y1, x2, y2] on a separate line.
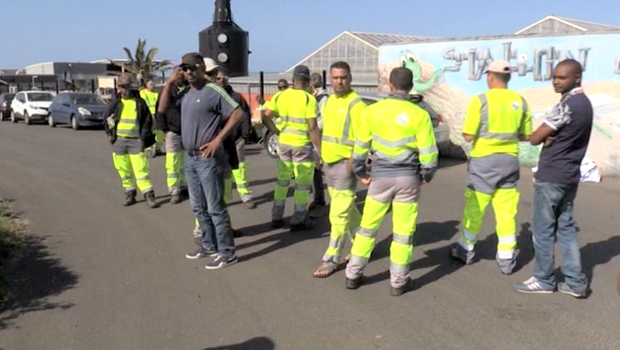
[345, 67, 438, 296]
[261, 65, 322, 231]
[313, 61, 366, 278]
[140, 79, 164, 157]
[450, 59, 532, 275]
[105, 74, 158, 208]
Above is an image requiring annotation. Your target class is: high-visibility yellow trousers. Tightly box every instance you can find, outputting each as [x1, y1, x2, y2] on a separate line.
[460, 188, 519, 259]
[459, 154, 520, 260]
[346, 176, 420, 288]
[272, 143, 314, 225]
[322, 160, 361, 264]
[232, 139, 253, 202]
[111, 137, 153, 193]
[165, 132, 186, 194]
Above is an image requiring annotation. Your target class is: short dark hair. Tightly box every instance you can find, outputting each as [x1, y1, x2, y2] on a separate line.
[389, 67, 413, 91]
[310, 73, 322, 89]
[490, 72, 511, 84]
[330, 61, 351, 75]
[557, 59, 583, 76]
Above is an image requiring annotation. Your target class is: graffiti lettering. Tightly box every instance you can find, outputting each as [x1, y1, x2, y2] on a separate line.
[615, 57, 620, 75]
[442, 42, 590, 81]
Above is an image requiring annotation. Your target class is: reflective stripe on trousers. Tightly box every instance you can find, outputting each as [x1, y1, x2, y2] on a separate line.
[272, 143, 314, 224]
[165, 132, 186, 193]
[232, 139, 252, 201]
[111, 137, 153, 194]
[345, 176, 421, 288]
[322, 160, 361, 264]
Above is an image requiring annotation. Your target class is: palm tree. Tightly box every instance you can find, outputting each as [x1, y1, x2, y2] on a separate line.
[122, 39, 171, 82]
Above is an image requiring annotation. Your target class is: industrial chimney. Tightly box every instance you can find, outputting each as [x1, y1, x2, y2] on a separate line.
[199, 0, 250, 78]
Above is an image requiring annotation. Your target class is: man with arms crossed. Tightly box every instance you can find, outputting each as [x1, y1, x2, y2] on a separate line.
[515, 59, 592, 297]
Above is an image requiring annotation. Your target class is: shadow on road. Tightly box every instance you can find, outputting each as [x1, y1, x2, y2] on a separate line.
[202, 336, 276, 350]
[577, 236, 620, 294]
[362, 220, 461, 288]
[475, 223, 535, 273]
[236, 217, 329, 262]
[0, 235, 78, 330]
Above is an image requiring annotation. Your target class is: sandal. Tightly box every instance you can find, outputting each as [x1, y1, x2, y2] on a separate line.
[313, 261, 346, 278]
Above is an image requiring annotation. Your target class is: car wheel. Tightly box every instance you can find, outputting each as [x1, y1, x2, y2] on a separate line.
[48, 114, 56, 127]
[71, 116, 80, 130]
[10, 111, 17, 123]
[263, 131, 279, 159]
[24, 112, 31, 125]
[0, 112, 6, 121]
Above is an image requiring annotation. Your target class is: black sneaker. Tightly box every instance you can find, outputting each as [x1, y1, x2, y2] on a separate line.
[123, 192, 137, 206]
[205, 254, 238, 270]
[346, 277, 362, 290]
[244, 201, 257, 210]
[170, 192, 182, 205]
[290, 220, 315, 232]
[186, 246, 217, 259]
[272, 220, 285, 229]
[180, 188, 189, 199]
[390, 279, 415, 297]
[145, 191, 159, 208]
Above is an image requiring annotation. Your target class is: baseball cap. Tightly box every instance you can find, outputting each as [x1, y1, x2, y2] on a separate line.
[180, 52, 205, 69]
[293, 65, 310, 78]
[486, 59, 511, 74]
[203, 58, 221, 73]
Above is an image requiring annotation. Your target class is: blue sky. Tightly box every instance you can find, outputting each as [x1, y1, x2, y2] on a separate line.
[2, 0, 620, 73]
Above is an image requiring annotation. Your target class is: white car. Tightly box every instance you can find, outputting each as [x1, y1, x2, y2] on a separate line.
[10, 91, 55, 125]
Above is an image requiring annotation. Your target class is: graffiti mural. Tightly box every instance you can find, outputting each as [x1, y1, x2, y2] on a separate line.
[379, 33, 620, 176]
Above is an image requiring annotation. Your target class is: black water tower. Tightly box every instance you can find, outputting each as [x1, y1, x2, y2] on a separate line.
[199, 0, 249, 77]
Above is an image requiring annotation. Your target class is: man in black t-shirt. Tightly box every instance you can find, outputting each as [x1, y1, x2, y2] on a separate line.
[515, 59, 592, 298]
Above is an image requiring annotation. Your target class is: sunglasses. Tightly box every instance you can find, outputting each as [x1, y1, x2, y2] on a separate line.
[180, 65, 197, 72]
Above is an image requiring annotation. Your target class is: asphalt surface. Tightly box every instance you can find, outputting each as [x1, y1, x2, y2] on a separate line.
[0, 120, 619, 350]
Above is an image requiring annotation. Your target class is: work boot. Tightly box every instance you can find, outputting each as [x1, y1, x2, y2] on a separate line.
[496, 253, 517, 275]
[450, 244, 475, 265]
[290, 219, 315, 232]
[308, 200, 327, 218]
[346, 276, 362, 290]
[390, 279, 415, 297]
[180, 187, 189, 199]
[145, 191, 159, 208]
[170, 192, 182, 205]
[271, 220, 285, 229]
[243, 200, 257, 210]
[123, 191, 137, 207]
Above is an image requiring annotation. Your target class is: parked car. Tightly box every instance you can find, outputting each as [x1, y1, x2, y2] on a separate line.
[261, 92, 451, 159]
[10, 91, 54, 125]
[48, 92, 108, 130]
[0, 93, 15, 121]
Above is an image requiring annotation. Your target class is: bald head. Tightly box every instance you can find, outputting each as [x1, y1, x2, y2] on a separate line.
[557, 59, 583, 76]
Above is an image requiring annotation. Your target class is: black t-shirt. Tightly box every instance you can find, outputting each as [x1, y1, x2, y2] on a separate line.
[536, 92, 593, 184]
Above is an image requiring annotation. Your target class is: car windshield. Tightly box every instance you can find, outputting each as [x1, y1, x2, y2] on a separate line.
[72, 94, 105, 105]
[27, 93, 53, 102]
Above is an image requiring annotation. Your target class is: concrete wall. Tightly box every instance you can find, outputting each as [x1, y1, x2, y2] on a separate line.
[379, 32, 620, 176]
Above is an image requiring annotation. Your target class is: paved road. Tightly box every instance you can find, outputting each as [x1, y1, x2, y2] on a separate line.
[0, 120, 619, 350]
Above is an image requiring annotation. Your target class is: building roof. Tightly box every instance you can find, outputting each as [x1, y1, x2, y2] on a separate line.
[515, 15, 620, 35]
[347, 31, 434, 49]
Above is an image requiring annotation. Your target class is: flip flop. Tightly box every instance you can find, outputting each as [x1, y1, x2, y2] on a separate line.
[313, 261, 347, 278]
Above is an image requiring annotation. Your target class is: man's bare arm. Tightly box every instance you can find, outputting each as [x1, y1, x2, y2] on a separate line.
[530, 124, 555, 146]
[217, 108, 244, 143]
[158, 67, 183, 112]
[261, 110, 280, 136]
[462, 133, 475, 143]
[307, 118, 321, 153]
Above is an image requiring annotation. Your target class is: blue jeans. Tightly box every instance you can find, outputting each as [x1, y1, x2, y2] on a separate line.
[185, 152, 235, 256]
[532, 182, 587, 292]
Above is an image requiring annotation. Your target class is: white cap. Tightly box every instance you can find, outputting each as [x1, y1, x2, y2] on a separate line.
[203, 58, 221, 73]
